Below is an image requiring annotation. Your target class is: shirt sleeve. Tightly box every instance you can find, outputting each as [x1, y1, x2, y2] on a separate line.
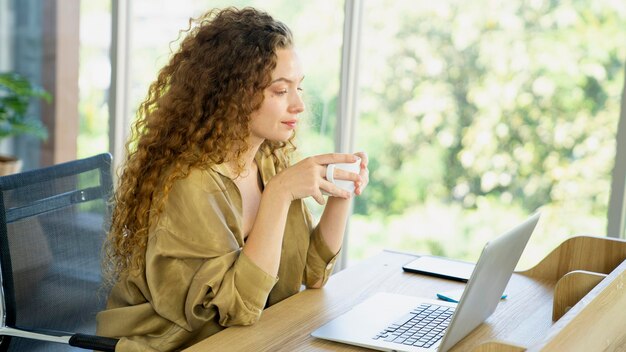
[144, 172, 278, 332]
[302, 203, 340, 288]
[115, 338, 161, 352]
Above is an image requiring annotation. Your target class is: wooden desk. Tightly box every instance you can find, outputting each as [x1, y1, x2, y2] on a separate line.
[185, 236, 626, 352]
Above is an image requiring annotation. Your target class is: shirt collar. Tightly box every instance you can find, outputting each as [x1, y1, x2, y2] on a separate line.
[211, 150, 276, 186]
[255, 151, 275, 187]
[211, 161, 237, 180]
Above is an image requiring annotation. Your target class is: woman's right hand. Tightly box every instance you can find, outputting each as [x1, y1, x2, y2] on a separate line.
[266, 153, 362, 205]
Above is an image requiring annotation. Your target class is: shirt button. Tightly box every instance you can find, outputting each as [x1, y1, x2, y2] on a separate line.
[326, 263, 333, 270]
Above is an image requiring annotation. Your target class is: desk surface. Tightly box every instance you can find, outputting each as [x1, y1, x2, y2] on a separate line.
[184, 250, 556, 352]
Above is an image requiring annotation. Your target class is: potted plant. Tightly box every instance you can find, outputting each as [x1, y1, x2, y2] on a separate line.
[0, 72, 50, 175]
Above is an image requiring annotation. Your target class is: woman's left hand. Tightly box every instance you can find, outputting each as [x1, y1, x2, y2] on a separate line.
[353, 152, 369, 196]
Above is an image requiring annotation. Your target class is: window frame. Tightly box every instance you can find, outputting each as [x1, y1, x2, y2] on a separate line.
[607, 61, 626, 239]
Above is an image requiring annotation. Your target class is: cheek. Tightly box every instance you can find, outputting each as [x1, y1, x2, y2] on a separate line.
[248, 115, 262, 133]
[253, 104, 279, 124]
[248, 110, 273, 135]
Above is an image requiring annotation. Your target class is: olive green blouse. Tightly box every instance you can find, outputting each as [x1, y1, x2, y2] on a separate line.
[96, 152, 338, 352]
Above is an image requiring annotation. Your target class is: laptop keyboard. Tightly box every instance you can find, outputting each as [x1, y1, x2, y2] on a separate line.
[373, 303, 455, 348]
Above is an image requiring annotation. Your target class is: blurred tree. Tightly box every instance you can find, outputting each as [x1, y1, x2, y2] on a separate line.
[356, 0, 625, 217]
[350, 0, 626, 263]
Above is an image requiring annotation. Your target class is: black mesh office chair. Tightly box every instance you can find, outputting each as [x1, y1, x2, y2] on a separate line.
[0, 153, 118, 351]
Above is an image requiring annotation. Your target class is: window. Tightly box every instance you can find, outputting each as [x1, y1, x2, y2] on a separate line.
[351, 0, 626, 267]
[79, 0, 112, 159]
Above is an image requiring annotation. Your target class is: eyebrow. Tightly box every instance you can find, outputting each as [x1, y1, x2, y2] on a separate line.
[269, 76, 305, 84]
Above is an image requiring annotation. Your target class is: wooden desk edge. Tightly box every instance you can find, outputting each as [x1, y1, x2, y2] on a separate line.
[185, 249, 626, 352]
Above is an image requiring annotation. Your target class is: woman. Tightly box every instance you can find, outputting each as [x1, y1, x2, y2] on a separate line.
[97, 7, 369, 352]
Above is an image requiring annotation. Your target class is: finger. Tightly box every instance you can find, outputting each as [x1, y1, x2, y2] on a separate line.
[312, 190, 326, 205]
[313, 153, 359, 165]
[354, 151, 369, 167]
[355, 171, 369, 196]
[332, 168, 362, 182]
[359, 168, 369, 185]
[319, 179, 351, 198]
[356, 180, 367, 195]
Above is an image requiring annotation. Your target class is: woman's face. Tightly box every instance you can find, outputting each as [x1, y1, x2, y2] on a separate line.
[249, 48, 305, 144]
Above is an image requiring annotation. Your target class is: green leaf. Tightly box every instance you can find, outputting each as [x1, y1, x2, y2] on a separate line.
[0, 72, 50, 140]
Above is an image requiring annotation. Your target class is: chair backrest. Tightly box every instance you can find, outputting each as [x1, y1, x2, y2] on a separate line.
[0, 153, 113, 352]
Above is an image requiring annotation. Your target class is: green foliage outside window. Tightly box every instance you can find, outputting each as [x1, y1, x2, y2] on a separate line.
[350, 0, 626, 265]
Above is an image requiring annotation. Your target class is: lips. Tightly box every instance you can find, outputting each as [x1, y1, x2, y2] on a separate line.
[281, 120, 298, 129]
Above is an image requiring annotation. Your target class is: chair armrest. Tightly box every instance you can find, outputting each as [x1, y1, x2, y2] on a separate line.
[69, 333, 119, 352]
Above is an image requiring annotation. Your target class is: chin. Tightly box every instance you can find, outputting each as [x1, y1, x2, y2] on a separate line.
[268, 131, 295, 143]
[269, 137, 292, 144]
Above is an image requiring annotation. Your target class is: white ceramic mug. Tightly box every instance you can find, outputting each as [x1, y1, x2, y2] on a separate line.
[323, 156, 361, 195]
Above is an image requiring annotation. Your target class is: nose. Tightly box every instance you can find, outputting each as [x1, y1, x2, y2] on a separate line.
[288, 91, 305, 114]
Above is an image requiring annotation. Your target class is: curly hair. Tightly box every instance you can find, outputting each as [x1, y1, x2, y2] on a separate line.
[103, 7, 296, 283]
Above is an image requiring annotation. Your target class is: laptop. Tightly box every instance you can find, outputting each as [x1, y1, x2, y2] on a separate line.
[311, 213, 540, 352]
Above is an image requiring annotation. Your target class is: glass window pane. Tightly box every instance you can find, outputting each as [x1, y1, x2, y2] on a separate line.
[353, 0, 626, 268]
[1, 0, 46, 170]
[79, 0, 112, 158]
